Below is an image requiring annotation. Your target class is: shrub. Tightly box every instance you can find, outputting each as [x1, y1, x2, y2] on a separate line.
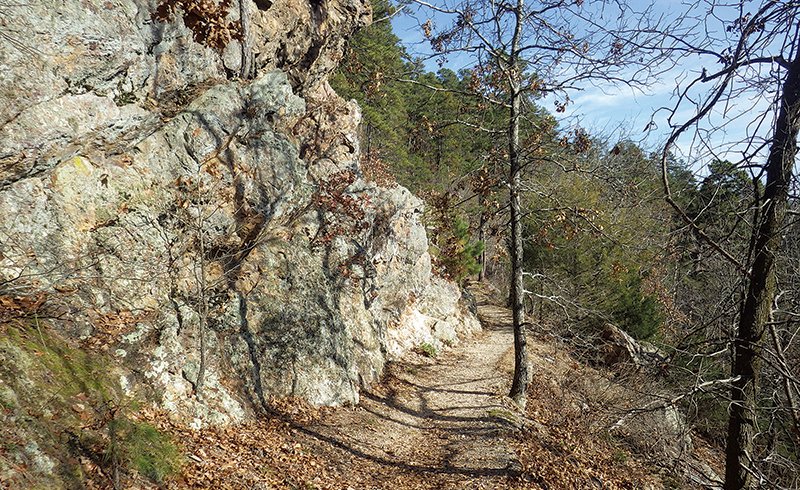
[431, 217, 484, 282]
[608, 273, 663, 340]
[416, 342, 438, 358]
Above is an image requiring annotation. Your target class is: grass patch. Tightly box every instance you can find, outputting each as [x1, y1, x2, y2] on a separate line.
[0, 321, 119, 427]
[611, 448, 629, 464]
[416, 342, 438, 358]
[0, 318, 181, 487]
[110, 419, 183, 484]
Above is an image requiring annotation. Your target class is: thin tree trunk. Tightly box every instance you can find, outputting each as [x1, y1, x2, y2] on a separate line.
[768, 324, 800, 435]
[478, 199, 487, 281]
[109, 413, 120, 490]
[365, 124, 373, 160]
[724, 47, 800, 490]
[507, 0, 527, 409]
[196, 212, 208, 399]
[507, 90, 527, 408]
[239, 0, 254, 79]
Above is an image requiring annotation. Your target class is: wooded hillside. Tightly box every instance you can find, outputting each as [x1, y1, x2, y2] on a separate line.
[332, 1, 800, 486]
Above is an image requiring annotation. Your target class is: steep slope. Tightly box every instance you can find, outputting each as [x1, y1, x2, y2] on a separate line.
[0, 0, 479, 485]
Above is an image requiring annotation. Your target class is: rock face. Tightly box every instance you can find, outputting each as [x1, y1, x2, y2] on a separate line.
[599, 323, 668, 370]
[0, 0, 479, 426]
[0, 0, 368, 185]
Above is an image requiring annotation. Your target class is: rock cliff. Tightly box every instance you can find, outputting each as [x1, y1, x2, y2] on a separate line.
[0, 0, 480, 431]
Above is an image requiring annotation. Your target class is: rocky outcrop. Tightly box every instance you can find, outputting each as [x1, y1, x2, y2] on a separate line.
[599, 323, 668, 370]
[0, 0, 479, 429]
[0, 0, 368, 186]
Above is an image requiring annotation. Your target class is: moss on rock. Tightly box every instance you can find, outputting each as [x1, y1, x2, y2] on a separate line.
[0, 318, 181, 488]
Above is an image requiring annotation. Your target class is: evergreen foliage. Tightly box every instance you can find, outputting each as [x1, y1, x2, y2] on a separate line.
[607, 272, 663, 340]
[521, 145, 669, 340]
[330, 0, 412, 174]
[333, 2, 670, 338]
[331, 4, 509, 193]
[431, 216, 485, 282]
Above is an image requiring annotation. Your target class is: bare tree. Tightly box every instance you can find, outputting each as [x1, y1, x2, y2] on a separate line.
[658, 2, 800, 487]
[407, 0, 675, 408]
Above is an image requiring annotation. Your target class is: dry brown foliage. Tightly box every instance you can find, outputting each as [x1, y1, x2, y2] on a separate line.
[141, 408, 344, 489]
[153, 0, 242, 52]
[360, 152, 398, 188]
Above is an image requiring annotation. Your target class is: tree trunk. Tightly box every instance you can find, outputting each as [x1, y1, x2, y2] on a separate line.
[195, 210, 209, 399]
[507, 90, 527, 408]
[724, 48, 800, 489]
[365, 124, 373, 160]
[239, 0, 254, 79]
[478, 199, 487, 281]
[507, 0, 527, 409]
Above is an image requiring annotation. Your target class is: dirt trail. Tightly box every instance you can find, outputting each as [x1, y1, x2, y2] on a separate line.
[170, 285, 676, 489]
[300, 286, 525, 489]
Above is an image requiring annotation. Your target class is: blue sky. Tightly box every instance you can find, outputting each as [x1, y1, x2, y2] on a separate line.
[390, 1, 683, 149]
[390, 0, 783, 169]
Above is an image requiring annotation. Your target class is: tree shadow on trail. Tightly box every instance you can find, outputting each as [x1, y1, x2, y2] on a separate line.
[248, 280, 522, 483]
[291, 418, 518, 480]
[279, 363, 521, 481]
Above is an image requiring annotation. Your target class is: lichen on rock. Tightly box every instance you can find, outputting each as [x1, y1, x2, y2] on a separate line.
[0, 0, 480, 439]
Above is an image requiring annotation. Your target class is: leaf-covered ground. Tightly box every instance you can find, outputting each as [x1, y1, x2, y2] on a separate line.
[137, 282, 718, 489]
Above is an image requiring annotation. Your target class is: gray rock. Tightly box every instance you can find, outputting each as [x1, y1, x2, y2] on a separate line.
[22, 441, 56, 475]
[0, 0, 480, 432]
[600, 323, 668, 369]
[0, 0, 370, 187]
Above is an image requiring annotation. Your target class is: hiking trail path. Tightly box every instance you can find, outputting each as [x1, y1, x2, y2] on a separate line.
[301, 285, 529, 489]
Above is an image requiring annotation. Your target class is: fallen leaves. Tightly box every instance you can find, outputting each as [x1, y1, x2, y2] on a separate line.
[0, 292, 47, 321]
[140, 409, 341, 490]
[83, 308, 155, 350]
[0, 281, 702, 490]
[511, 364, 661, 490]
